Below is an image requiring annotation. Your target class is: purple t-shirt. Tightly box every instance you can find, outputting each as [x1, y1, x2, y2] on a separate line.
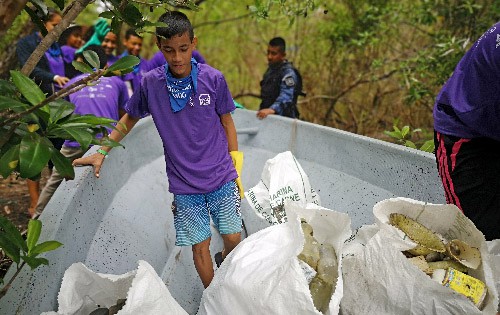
[125, 63, 237, 194]
[434, 22, 500, 141]
[61, 45, 76, 64]
[64, 74, 129, 147]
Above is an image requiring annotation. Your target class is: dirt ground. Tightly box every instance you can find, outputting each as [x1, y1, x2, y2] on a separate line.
[0, 169, 50, 233]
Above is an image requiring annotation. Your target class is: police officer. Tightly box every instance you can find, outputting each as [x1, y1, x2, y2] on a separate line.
[257, 37, 302, 119]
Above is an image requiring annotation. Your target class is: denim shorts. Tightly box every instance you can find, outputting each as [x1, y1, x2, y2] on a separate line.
[172, 180, 242, 246]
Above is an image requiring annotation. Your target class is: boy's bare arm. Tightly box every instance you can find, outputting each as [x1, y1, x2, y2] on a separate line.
[72, 113, 140, 177]
[220, 113, 238, 152]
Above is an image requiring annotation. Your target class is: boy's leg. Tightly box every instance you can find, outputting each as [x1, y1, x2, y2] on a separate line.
[192, 237, 214, 288]
[172, 195, 213, 287]
[208, 180, 242, 261]
[221, 232, 241, 259]
[35, 146, 85, 215]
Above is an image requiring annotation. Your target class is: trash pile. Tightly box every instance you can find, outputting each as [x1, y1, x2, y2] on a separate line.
[390, 213, 486, 309]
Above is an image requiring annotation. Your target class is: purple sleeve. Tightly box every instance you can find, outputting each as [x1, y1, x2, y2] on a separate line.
[124, 77, 150, 118]
[116, 78, 130, 110]
[193, 50, 206, 64]
[215, 74, 235, 115]
[144, 51, 165, 71]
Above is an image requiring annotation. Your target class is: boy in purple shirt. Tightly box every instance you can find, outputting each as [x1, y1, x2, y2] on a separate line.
[433, 22, 500, 241]
[73, 11, 244, 288]
[35, 45, 129, 215]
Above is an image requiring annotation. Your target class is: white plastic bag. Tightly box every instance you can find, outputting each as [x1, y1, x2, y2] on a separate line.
[487, 239, 500, 311]
[197, 202, 351, 315]
[41, 260, 187, 315]
[341, 197, 499, 315]
[244, 151, 321, 225]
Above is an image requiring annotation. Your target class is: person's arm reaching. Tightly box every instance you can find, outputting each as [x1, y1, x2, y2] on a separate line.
[72, 113, 140, 177]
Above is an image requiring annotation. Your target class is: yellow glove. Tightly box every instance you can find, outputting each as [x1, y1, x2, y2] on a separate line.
[230, 151, 244, 199]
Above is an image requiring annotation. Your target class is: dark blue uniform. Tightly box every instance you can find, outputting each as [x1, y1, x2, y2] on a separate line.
[260, 61, 301, 118]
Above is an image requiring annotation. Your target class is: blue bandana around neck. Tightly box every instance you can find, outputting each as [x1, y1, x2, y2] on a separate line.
[37, 32, 61, 58]
[165, 58, 198, 113]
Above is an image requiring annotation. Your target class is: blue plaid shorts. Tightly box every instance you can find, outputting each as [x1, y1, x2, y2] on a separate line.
[171, 180, 242, 246]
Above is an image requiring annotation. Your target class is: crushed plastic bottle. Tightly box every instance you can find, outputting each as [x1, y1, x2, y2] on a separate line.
[317, 243, 338, 285]
[310, 243, 338, 313]
[309, 274, 334, 314]
[298, 232, 320, 270]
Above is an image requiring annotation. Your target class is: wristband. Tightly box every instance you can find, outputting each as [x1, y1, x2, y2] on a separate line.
[97, 148, 108, 157]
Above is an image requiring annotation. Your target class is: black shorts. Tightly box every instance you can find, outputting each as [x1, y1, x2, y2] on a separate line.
[434, 131, 500, 240]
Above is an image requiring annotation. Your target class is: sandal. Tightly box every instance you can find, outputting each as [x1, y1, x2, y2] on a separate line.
[215, 251, 224, 268]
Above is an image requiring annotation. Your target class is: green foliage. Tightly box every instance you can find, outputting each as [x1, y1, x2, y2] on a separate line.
[0, 54, 139, 180]
[384, 122, 434, 153]
[0, 216, 62, 272]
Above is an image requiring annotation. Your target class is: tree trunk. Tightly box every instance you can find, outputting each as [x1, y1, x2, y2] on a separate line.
[0, 0, 29, 38]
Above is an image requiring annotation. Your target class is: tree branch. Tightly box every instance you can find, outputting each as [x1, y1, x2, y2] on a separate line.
[194, 13, 253, 29]
[0, 70, 105, 128]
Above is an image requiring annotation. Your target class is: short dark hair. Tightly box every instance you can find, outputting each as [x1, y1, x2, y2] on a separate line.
[269, 37, 286, 53]
[125, 28, 142, 40]
[75, 45, 107, 69]
[156, 11, 194, 41]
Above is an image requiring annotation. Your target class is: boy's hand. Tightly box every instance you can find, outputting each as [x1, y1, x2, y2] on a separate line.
[229, 151, 244, 199]
[72, 153, 106, 178]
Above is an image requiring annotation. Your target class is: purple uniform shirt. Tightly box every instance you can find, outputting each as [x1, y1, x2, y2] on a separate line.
[61, 45, 76, 64]
[64, 74, 129, 147]
[125, 63, 237, 194]
[434, 22, 500, 141]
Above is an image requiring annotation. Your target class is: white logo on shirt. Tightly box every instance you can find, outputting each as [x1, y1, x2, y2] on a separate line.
[496, 34, 500, 48]
[199, 94, 210, 106]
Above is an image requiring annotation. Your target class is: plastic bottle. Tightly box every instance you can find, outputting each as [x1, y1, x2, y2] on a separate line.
[317, 243, 338, 285]
[309, 274, 333, 314]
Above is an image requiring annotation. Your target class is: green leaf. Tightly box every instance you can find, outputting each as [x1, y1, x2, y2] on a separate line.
[0, 215, 27, 252]
[19, 133, 53, 178]
[24, 6, 47, 37]
[98, 11, 115, 19]
[106, 56, 140, 74]
[30, 240, 63, 256]
[401, 125, 410, 138]
[405, 140, 417, 149]
[420, 139, 435, 153]
[83, 51, 100, 70]
[122, 3, 143, 24]
[9, 71, 46, 106]
[0, 79, 18, 98]
[48, 99, 75, 124]
[26, 219, 42, 253]
[49, 147, 75, 180]
[21, 255, 48, 269]
[52, 0, 65, 10]
[59, 126, 93, 149]
[62, 115, 116, 126]
[71, 61, 94, 74]
[384, 130, 402, 140]
[0, 233, 20, 264]
[0, 145, 20, 178]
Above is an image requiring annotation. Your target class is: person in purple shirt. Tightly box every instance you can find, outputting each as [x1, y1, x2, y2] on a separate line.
[35, 45, 129, 216]
[433, 22, 500, 241]
[73, 11, 244, 289]
[59, 24, 84, 79]
[16, 7, 70, 217]
[119, 29, 147, 96]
